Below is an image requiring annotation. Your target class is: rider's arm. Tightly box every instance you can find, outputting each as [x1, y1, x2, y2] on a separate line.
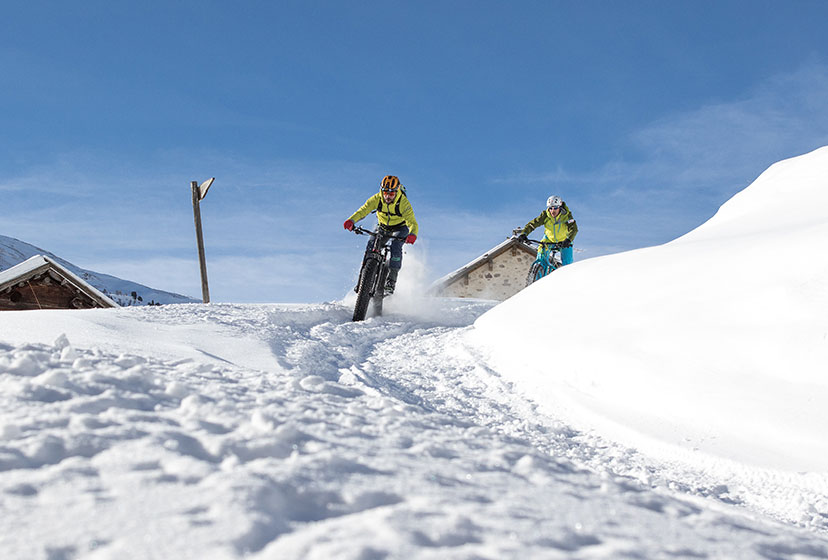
[567, 218, 578, 241]
[348, 193, 382, 223]
[521, 211, 547, 235]
[400, 197, 419, 237]
[562, 203, 578, 242]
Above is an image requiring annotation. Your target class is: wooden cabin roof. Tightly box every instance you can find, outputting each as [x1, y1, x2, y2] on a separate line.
[0, 255, 118, 309]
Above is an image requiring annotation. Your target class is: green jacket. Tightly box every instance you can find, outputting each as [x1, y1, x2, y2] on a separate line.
[522, 202, 578, 243]
[349, 191, 419, 236]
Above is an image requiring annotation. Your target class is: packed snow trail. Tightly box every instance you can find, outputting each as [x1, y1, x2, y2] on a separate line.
[1, 302, 828, 559]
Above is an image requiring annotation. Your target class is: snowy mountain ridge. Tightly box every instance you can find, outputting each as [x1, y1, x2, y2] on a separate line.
[0, 234, 197, 306]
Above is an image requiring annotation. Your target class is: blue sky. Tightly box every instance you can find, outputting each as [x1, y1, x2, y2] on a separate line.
[3, 1, 828, 302]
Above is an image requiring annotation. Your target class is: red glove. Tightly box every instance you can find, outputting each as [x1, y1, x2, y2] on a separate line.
[344, 219, 354, 231]
[405, 234, 417, 244]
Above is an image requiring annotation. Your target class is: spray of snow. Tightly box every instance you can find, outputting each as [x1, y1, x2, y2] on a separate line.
[340, 244, 493, 324]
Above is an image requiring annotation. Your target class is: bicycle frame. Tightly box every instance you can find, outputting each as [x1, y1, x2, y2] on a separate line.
[533, 243, 563, 275]
[356, 225, 405, 271]
[519, 237, 566, 286]
[351, 225, 407, 321]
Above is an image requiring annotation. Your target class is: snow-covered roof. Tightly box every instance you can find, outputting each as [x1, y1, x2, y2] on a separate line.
[429, 237, 535, 293]
[0, 254, 118, 308]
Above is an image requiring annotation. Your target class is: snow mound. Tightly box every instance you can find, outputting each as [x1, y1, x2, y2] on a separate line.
[471, 147, 828, 483]
[2, 300, 827, 556]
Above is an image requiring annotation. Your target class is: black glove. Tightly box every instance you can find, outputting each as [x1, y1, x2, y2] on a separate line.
[560, 239, 572, 248]
[517, 233, 528, 242]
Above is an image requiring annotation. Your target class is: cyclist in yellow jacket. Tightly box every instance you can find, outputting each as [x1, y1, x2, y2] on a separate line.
[344, 175, 418, 294]
[517, 195, 578, 266]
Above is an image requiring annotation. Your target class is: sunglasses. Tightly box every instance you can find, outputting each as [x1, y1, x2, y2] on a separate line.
[548, 205, 561, 211]
[382, 188, 398, 194]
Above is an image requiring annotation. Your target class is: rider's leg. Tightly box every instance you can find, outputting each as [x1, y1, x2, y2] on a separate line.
[560, 246, 574, 266]
[384, 269, 399, 295]
[385, 226, 409, 294]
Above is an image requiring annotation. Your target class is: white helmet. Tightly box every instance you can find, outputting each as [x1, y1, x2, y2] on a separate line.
[546, 195, 563, 209]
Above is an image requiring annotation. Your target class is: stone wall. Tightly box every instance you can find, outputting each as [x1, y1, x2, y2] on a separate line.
[440, 247, 536, 300]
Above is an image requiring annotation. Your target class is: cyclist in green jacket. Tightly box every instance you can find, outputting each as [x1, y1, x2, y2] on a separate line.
[517, 195, 578, 266]
[344, 175, 419, 294]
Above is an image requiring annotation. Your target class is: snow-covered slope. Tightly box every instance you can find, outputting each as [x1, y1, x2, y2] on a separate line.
[0, 235, 197, 306]
[2, 300, 827, 559]
[2, 148, 828, 558]
[472, 146, 828, 517]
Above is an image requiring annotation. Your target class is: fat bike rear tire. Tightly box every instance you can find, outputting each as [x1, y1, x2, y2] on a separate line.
[526, 262, 545, 287]
[353, 259, 378, 321]
[373, 265, 389, 317]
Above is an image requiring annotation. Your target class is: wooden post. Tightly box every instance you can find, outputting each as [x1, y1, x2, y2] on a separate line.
[191, 180, 210, 303]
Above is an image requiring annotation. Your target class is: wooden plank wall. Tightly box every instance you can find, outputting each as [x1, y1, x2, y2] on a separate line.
[0, 273, 100, 311]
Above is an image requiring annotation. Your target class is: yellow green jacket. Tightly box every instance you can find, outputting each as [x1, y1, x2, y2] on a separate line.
[521, 202, 578, 243]
[349, 191, 419, 236]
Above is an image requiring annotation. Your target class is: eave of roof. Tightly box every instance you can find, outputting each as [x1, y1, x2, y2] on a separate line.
[429, 238, 535, 292]
[0, 255, 119, 308]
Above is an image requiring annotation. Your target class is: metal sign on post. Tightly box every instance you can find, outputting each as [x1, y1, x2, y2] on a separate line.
[191, 177, 215, 303]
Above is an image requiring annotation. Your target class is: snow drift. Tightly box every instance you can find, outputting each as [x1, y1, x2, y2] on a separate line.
[472, 147, 828, 481]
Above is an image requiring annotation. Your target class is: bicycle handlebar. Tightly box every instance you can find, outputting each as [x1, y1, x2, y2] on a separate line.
[352, 225, 409, 240]
[510, 235, 567, 249]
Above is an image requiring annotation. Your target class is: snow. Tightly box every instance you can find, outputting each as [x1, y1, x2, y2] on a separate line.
[2, 148, 828, 558]
[472, 147, 828, 519]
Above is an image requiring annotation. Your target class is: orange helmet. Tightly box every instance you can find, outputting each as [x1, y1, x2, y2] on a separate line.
[380, 175, 401, 193]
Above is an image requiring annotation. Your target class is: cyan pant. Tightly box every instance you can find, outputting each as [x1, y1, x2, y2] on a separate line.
[560, 246, 574, 266]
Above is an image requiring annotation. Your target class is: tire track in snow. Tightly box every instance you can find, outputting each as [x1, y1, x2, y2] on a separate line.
[2, 302, 827, 559]
[239, 302, 828, 558]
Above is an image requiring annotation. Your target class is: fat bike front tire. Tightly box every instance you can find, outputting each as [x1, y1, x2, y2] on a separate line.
[353, 259, 378, 321]
[526, 262, 545, 287]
